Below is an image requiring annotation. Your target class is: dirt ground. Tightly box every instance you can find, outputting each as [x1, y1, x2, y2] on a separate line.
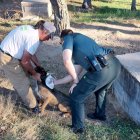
[0, 0, 140, 124]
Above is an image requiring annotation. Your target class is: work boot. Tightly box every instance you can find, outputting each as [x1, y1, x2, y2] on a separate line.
[72, 127, 85, 134]
[87, 113, 106, 121]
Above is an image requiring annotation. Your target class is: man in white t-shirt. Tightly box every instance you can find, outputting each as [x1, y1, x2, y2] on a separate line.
[0, 20, 56, 113]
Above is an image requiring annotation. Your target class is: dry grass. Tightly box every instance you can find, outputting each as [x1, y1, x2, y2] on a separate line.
[0, 95, 38, 139]
[0, 94, 140, 140]
[0, 94, 78, 140]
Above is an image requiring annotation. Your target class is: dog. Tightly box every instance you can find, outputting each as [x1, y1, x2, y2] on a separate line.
[34, 66, 71, 116]
[35, 83, 71, 117]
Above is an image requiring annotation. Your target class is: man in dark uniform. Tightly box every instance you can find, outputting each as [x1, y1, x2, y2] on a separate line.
[54, 29, 121, 134]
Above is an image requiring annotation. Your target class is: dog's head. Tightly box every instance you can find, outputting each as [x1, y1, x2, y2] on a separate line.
[34, 66, 47, 77]
[34, 66, 47, 86]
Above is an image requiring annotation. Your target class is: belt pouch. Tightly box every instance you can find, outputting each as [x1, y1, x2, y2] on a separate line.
[97, 54, 108, 67]
[85, 56, 102, 71]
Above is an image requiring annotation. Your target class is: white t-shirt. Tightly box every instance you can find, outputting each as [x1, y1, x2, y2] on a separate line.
[0, 25, 40, 59]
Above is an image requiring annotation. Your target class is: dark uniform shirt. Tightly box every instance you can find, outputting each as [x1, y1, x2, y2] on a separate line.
[62, 33, 112, 70]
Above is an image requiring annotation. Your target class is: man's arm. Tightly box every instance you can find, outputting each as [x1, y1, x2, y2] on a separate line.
[20, 50, 41, 81]
[54, 64, 83, 85]
[31, 54, 40, 67]
[54, 49, 83, 85]
[62, 49, 79, 83]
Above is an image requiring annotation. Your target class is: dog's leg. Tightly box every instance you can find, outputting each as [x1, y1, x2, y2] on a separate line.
[62, 112, 71, 118]
[58, 104, 70, 113]
[58, 104, 71, 118]
[38, 99, 44, 107]
[41, 98, 50, 115]
[34, 81, 42, 99]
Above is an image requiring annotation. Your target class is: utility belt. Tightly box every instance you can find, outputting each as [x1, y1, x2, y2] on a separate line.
[86, 51, 114, 72]
[0, 48, 12, 58]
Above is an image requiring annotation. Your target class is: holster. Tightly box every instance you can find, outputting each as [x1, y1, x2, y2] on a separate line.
[96, 54, 108, 67]
[85, 54, 108, 72]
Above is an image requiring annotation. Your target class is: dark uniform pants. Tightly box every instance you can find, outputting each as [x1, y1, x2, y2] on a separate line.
[70, 56, 121, 129]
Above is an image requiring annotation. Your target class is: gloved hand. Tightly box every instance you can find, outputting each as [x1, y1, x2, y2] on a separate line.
[34, 66, 55, 89]
[34, 66, 47, 77]
[34, 66, 47, 86]
[45, 74, 55, 89]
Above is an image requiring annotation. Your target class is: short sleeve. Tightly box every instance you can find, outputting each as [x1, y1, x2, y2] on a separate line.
[25, 40, 40, 55]
[62, 35, 73, 51]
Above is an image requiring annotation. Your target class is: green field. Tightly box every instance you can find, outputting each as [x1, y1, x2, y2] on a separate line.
[68, 0, 140, 22]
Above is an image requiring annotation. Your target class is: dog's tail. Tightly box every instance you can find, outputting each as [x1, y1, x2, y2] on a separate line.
[58, 104, 71, 113]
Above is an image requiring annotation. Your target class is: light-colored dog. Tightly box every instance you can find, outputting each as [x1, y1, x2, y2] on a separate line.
[35, 84, 71, 116]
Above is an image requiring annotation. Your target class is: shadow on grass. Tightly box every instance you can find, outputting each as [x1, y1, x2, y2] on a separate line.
[0, 21, 25, 27]
[71, 22, 140, 35]
[69, 0, 82, 5]
[0, 86, 70, 116]
[96, 6, 140, 17]
[68, 0, 132, 5]
[68, 4, 91, 13]
[93, 20, 139, 28]
[0, 87, 17, 100]
[108, 117, 140, 139]
[87, 117, 140, 140]
[0, 87, 31, 115]
[0, 22, 12, 27]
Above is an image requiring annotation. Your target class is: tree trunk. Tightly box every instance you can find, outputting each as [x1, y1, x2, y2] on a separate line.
[131, 0, 137, 11]
[50, 0, 70, 35]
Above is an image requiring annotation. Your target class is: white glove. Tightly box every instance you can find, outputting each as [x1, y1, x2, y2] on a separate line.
[45, 74, 55, 89]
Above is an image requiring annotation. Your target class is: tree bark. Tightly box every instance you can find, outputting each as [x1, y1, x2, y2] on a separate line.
[131, 0, 137, 11]
[50, 0, 70, 35]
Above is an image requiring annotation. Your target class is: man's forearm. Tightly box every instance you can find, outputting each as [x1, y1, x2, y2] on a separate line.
[21, 60, 36, 75]
[31, 55, 40, 67]
[64, 60, 79, 83]
[54, 75, 73, 85]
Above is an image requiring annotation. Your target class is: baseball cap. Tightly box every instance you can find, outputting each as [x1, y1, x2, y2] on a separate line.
[43, 21, 56, 34]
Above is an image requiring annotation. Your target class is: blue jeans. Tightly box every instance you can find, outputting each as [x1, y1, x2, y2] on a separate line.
[83, 0, 91, 3]
[70, 57, 121, 129]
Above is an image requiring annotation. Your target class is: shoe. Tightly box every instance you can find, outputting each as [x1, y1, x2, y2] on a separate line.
[67, 124, 74, 128]
[82, 2, 89, 9]
[87, 113, 106, 121]
[32, 106, 40, 114]
[72, 127, 85, 134]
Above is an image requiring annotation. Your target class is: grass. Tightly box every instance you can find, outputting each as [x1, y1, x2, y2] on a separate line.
[68, 0, 140, 23]
[0, 94, 140, 140]
[88, 119, 140, 140]
[0, 95, 78, 140]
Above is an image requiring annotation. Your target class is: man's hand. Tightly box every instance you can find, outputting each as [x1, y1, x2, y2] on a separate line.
[32, 73, 41, 82]
[69, 83, 77, 94]
[34, 66, 47, 76]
